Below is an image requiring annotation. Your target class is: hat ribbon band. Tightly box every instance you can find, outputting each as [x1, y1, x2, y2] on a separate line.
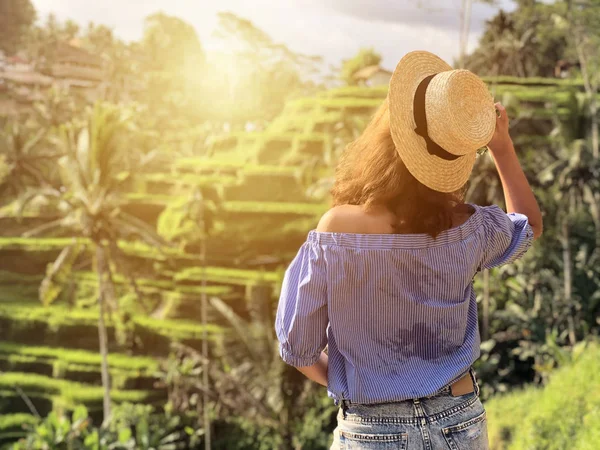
[413, 74, 461, 162]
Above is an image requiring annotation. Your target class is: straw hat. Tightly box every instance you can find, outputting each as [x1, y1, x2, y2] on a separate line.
[388, 50, 496, 193]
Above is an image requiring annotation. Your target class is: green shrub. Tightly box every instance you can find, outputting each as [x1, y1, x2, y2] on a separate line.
[11, 404, 203, 449]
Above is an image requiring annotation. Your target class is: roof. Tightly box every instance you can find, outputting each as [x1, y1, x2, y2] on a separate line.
[55, 42, 103, 67]
[12, 86, 45, 102]
[7, 55, 29, 64]
[57, 78, 98, 88]
[0, 71, 53, 86]
[51, 65, 104, 82]
[353, 65, 393, 81]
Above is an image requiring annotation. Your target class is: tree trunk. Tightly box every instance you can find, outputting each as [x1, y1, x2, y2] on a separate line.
[458, 0, 473, 69]
[95, 244, 112, 425]
[561, 219, 576, 346]
[279, 398, 292, 450]
[482, 268, 490, 341]
[199, 201, 212, 450]
[590, 95, 599, 160]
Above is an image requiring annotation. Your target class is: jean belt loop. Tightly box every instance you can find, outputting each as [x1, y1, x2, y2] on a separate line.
[469, 366, 480, 396]
[341, 399, 349, 414]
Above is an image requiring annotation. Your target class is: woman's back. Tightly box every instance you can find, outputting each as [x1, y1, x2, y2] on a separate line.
[276, 204, 533, 404]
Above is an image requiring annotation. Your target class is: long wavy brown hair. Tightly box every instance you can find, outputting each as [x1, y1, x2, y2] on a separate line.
[330, 99, 468, 238]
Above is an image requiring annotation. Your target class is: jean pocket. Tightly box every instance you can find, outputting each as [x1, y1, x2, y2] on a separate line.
[339, 430, 408, 449]
[442, 410, 488, 450]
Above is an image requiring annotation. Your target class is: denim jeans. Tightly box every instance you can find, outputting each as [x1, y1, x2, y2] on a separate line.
[330, 368, 488, 449]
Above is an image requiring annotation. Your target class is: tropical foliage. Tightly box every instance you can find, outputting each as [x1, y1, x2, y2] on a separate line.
[1, 1, 600, 449]
[11, 404, 203, 450]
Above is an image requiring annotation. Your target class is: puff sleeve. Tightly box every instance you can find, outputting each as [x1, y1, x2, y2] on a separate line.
[275, 240, 328, 367]
[479, 205, 534, 270]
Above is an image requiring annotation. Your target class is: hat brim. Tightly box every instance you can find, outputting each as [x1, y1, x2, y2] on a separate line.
[388, 51, 476, 193]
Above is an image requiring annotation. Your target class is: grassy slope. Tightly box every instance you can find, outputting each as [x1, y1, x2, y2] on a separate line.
[485, 341, 600, 450]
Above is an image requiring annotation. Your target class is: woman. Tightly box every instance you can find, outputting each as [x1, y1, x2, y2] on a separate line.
[275, 51, 542, 449]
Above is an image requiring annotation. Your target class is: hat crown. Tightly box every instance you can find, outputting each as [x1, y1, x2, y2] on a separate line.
[388, 50, 495, 193]
[425, 70, 496, 156]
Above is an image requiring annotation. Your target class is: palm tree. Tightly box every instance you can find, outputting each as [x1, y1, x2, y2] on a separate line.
[465, 10, 537, 77]
[538, 98, 600, 346]
[18, 102, 167, 424]
[0, 121, 57, 200]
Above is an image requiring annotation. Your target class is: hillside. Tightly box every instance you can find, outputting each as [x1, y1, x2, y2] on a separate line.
[486, 341, 600, 450]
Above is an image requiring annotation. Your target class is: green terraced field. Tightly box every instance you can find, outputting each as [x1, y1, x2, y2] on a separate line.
[0, 372, 154, 408]
[73, 271, 234, 296]
[0, 413, 39, 429]
[0, 237, 88, 252]
[0, 341, 161, 394]
[0, 235, 307, 268]
[123, 195, 327, 216]
[174, 160, 330, 179]
[0, 413, 38, 444]
[136, 172, 240, 189]
[316, 85, 388, 99]
[175, 265, 282, 286]
[0, 342, 159, 373]
[289, 97, 384, 111]
[481, 75, 584, 86]
[0, 303, 222, 342]
[268, 110, 346, 133]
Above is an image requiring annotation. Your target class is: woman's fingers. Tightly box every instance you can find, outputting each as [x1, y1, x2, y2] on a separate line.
[494, 102, 508, 126]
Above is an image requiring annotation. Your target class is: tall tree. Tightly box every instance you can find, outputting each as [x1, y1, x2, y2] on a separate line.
[209, 12, 322, 123]
[465, 1, 569, 77]
[538, 97, 600, 346]
[0, 0, 36, 54]
[0, 121, 56, 200]
[565, 0, 600, 159]
[138, 12, 206, 124]
[18, 102, 167, 424]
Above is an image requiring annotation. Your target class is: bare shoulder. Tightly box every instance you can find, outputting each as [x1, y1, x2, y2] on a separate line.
[316, 205, 360, 233]
[316, 204, 394, 234]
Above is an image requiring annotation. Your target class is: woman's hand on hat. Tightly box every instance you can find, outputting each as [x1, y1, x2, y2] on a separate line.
[488, 102, 512, 153]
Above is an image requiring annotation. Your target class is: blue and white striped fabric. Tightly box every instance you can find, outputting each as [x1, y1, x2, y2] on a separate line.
[275, 204, 534, 405]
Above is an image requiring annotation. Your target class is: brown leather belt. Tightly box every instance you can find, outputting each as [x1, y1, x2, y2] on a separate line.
[339, 370, 477, 409]
[449, 370, 476, 396]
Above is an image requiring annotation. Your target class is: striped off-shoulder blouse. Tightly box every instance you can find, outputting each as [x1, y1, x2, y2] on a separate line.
[274, 204, 534, 405]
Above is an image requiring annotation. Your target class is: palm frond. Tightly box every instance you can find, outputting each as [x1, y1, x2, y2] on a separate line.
[116, 211, 172, 248]
[39, 242, 83, 306]
[16, 188, 63, 219]
[22, 218, 69, 238]
[21, 128, 47, 156]
[209, 297, 262, 363]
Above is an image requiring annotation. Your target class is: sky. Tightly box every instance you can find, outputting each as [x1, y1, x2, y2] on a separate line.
[31, 0, 516, 70]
